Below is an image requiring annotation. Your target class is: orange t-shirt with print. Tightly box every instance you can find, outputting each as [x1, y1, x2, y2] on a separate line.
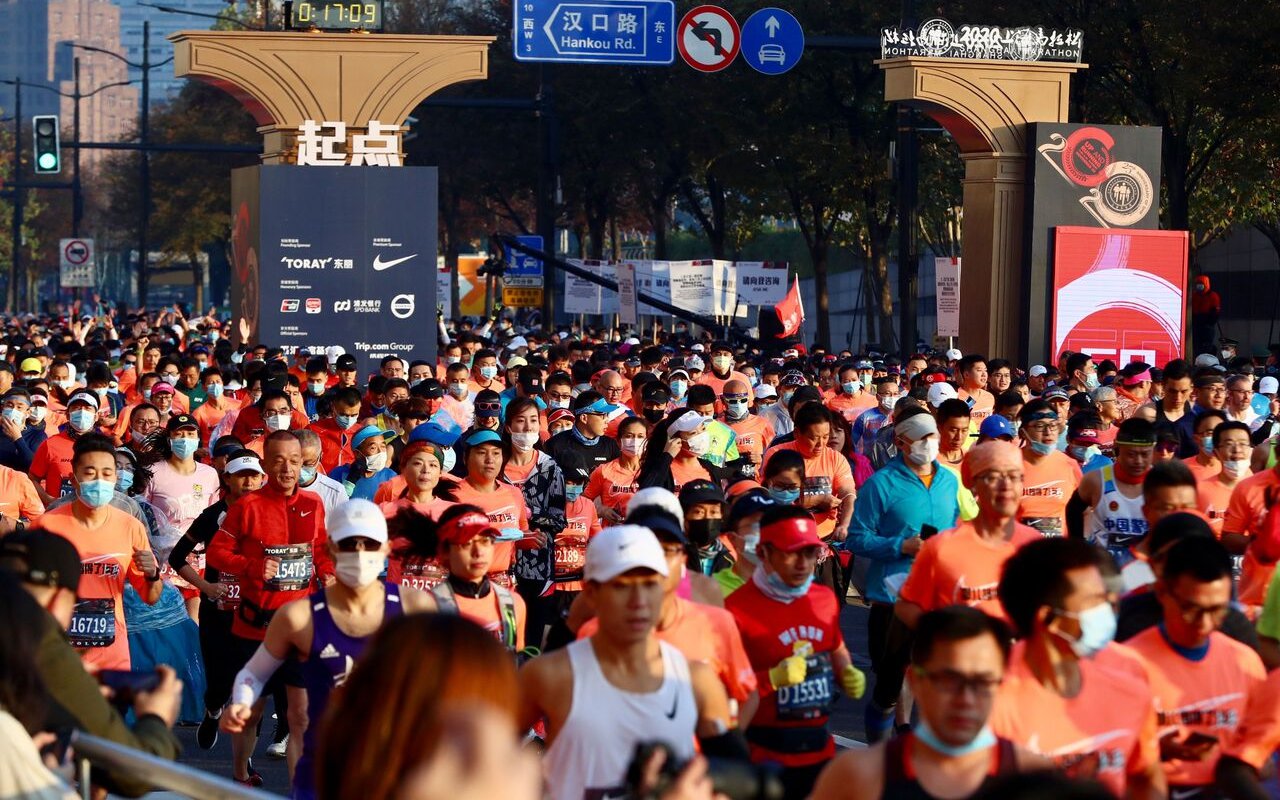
[670, 458, 712, 494]
[583, 458, 641, 516]
[1198, 475, 1244, 538]
[990, 641, 1159, 798]
[1222, 669, 1280, 771]
[1017, 450, 1082, 538]
[763, 442, 855, 538]
[1182, 456, 1221, 484]
[34, 504, 153, 670]
[455, 589, 526, 651]
[1127, 627, 1264, 787]
[897, 521, 1041, 621]
[727, 414, 775, 466]
[451, 480, 529, 574]
[1222, 468, 1280, 612]
[555, 495, 601, 592]
[958, 387, 995, 423]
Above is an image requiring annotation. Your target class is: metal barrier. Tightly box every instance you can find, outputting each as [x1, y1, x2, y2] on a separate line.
[71, 731, 285, 800]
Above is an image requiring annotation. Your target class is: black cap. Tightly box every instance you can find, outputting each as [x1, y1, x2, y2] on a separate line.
[167, 413, 198, 433]
[679, 478, 724, 509]
[518, 366, 543, 394]
[336, 354, 358, 371]
[415, 378, 445, 400]
[727, 489, 777, 527]
[212, 435, 245, 458]
[0, 530, 81, 592]
[641, 382, 671, 405]
[629, 509, 687, 544]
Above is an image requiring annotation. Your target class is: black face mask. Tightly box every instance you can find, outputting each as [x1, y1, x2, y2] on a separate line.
[643, 408, 665, 423]
[686, 517, 722, 548]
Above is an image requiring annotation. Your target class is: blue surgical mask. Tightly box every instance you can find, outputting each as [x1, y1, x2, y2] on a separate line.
[1085, 372, 1100, 390]
[725, 399, 749, 419]
[479, 366, 498, 381]
[309, 381, 326, 396]
[914, 719, 997, 758]
[767, 486, 801, 504]
[1055, 602, 1116, 658]
[842, 381, 859, 395]
[142, 389, 152, 401]
[782, 390, 795, 405]
[206, 383, 224, 398]
[68, 409, 96, 433]
[337, 414, 359, 429]
[170, 437, 198, 460]
[764, 568, 813, 598]
[1200, 436, 1214, 455]
[78, 479, 115, 509]
[1, 408, 24, 426]
[565, 485, 584, 502]
[300, 465, 317, 485]
[741, 524, 761, 565]
[669, 380, 687, 399]
[1028, 440, 1056, 456]
[1067, 444, 1099, 463]
[116, 470, 135, 494]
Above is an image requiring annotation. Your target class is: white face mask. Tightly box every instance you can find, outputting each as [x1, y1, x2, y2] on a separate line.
[510, 431, 539, 452]
[907, 436, 940, 466]
[334, 550, 384, 588]
[441, 447, 457, 473]
[620, 437, 646, 457]
[365, 451, 388, 472]
[1223, 458, 1250, 477]
[684, 430, 711, 457]
[265, 413, 291, 432]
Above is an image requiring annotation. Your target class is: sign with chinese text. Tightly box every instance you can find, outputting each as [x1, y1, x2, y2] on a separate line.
[505, 235, 544, 287]
[60, 238, 95, 288]
[295, 120, 402, 166]
[616, 261, 638, 325]
[514, 0, 676, 65]
[880, 20, 1082, 63]
[1052, 227, 1188, 367]
[735, 262, 788, 306]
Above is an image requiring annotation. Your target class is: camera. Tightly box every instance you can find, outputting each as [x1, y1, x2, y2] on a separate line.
[624, 741, 784, 800]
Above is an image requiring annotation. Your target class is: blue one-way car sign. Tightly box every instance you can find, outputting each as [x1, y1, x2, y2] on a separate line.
[514, 0, 676, 65]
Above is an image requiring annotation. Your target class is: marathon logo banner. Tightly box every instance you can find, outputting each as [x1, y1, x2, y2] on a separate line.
[1051, 227, 1189, 367]
[230, 165, 439, 370]
[880, 20, 1083, 63]
[1022, 123, 1163, 363]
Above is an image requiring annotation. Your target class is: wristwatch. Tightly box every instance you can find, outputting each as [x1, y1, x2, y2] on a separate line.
[145, 569, 161, 582]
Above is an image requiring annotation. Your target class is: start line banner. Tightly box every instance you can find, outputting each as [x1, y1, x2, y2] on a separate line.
[563, 259, 789, 315]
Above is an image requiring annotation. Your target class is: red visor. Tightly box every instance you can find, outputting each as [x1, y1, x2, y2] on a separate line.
[439, 511, 499, 545]
[760, 515, 823, 552]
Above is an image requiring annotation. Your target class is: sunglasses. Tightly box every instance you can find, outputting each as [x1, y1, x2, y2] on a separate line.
[336, 537, 382, 552]
[476, 401, 501, 412]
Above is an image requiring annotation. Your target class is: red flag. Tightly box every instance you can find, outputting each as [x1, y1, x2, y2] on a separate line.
[776, 275, 804, 338]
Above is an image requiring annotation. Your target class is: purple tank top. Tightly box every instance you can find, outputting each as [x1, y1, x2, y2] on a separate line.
[293, 583, 402, 800]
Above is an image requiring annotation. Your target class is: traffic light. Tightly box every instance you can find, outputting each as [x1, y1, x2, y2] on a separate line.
[32, 115, 60, 174]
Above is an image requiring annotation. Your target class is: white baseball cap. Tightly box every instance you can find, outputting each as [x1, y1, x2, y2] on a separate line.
[669, 412, 709, 435]
[326, 345, 346, 361]
[686, 355, 705, 371]
[945, 348, 963, 361]
[927, 382, 959, 408]
[584, 524, 669, 582]
[690, 343, 706, 352]
[224, 455, 265, 476]
[754, 384, 778, 400]
[628, 486, 685, 526]
[1194, 353, 1220, 368]
[1261, 376, 1279, 395]
[327, 499, 389, 544]
[1029, 365, 1048, 377]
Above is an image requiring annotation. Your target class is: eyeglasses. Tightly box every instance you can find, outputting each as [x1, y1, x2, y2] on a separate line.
[1023, 423, 1058, 434]
[601, 385, 625, 394]
[476, 402, 501, 412]
[973, 471, 1022, 486]
[1168, 594, 1230, 624]
[913, 667, 1002, 698]
[336, 537, 382, 553]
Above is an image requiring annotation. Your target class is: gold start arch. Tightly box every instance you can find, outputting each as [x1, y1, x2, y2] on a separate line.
[169, 31, 495, 163]
[879, 56, 1085, 359]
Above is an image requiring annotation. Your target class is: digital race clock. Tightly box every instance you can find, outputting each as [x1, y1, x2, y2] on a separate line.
[288, 0, 383, 31]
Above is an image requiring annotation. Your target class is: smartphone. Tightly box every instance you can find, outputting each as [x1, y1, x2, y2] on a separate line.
[920, 524, 939, 541]
[97, 669, 160, 705]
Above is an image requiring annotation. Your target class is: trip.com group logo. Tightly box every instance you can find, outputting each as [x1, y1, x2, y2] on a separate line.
[1037, 127, 1154, 228]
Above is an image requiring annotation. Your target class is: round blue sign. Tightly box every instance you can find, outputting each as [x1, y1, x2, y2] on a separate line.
[740, 8, 804, 75]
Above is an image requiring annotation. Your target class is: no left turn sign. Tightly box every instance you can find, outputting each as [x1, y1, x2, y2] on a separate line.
[677, 5, 740, 72]
[63, 239, 90, 265]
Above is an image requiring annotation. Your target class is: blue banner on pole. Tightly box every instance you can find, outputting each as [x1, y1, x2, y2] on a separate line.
[514, 0, 676, 65]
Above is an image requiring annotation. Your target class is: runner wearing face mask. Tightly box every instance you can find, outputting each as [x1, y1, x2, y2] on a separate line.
[666, 367, 691, 408]
[584, 416, 646, 523]
[723, 378, 774, 477]
[1016, 399, 1082, 539]
[307, 388, 362, 475]
[696, 341, 750, 396]
[680, 480, 731, 576]
[1198, 421, 1252, 536]
[850, 378, 901, 457]
[714, 489, 775, 596]
[637, 409, 718, 493]
[219, 499, 434, 800]
[30, 389, 104, 504]
[727, 506, 866, 799]
[992, 537, 1165, 798]
[330, 425, 398, 501]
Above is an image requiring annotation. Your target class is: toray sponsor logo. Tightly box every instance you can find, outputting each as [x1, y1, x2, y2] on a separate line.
[281, 256, 333, 269]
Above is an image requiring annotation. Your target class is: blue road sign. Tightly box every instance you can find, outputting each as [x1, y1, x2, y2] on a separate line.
[740, 8, 804, 75]
[506, 234, 544, 286]
[513, 0, 676, 65]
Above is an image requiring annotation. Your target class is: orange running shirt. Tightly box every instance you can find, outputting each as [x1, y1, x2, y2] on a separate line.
[727, 414, 775, 466]
[1222, 468, 1280, 612]
[763, 442, 855, 538]
[990, 641, 1160, 797]
[958, 387, 995, 424]
[35, 504, 153, 670]
[0, 465, 44, 519]
[1198, 475, 1242, 537]
[451, 480, 529, 574]
[1126, 627, 1264, 787]
[897, 521, 1041, 621]
[1182, 456, 1222, 484]
[454, 589, 526, 651]
[29, 431, 77, 498]
[555, 495, 601, 592]
[670, 458, 712, 494]
[583, 458, 641, 516]
[1222, 669, 1280, 771]
[1018, 450, 1082, 538]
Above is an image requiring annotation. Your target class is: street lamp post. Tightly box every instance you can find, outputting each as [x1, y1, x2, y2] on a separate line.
[72, 21, 172, 309]
[9, 78, 22, 313]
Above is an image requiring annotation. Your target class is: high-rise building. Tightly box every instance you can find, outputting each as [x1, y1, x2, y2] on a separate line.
[116, 0, 227, 101]
[0, 0, 139, 169]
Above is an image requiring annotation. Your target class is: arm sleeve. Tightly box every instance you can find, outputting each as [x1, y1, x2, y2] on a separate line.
[230, 644, 285, 707]
[13, 431, 39, 471]
[1066, 490, 1089, 540]
[636, 453, 676, 490]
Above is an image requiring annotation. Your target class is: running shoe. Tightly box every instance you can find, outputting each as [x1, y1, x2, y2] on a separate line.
[266, 734, 288, 759]
[196, 709, 220, 750]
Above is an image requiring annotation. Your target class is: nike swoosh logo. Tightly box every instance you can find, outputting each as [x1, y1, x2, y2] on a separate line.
[373, 253, 417, 271]
[299, 511, 312, 517]
[664, 691, 679, 720]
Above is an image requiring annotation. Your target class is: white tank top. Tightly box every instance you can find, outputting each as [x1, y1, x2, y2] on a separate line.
[544, 638, 698, 800]
[1086, 465, 1147, 565]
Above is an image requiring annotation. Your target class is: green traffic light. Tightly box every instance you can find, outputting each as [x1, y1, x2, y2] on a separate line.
[37, 152, 58, 170]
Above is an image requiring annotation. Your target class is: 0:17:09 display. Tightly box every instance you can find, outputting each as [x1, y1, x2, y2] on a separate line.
[294, 2, 379, 24]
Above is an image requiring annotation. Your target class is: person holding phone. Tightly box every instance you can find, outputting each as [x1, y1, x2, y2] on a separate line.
[1126, 536, 1264, 794]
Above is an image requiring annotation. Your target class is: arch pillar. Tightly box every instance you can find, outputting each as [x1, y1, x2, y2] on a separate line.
[879, 56, 1085, 359]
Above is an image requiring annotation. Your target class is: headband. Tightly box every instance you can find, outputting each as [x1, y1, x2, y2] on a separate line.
[895, 413, 937, 441]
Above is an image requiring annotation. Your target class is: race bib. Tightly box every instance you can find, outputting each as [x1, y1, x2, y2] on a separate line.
[399, 558, 448, 591]
[264, 544, 313, 591]
[216, 575, 243, 611]
[776, 653, 835, 721]
[554, 534, 588, 581]
[803, 475, 833, 499]
[1105, 546, 1136, 569]
[1021, 517, 1064, 538]
[69, 598, 116, 648]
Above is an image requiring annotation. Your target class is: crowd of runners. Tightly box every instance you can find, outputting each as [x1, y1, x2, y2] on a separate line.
[4, 306, 1280, 800]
